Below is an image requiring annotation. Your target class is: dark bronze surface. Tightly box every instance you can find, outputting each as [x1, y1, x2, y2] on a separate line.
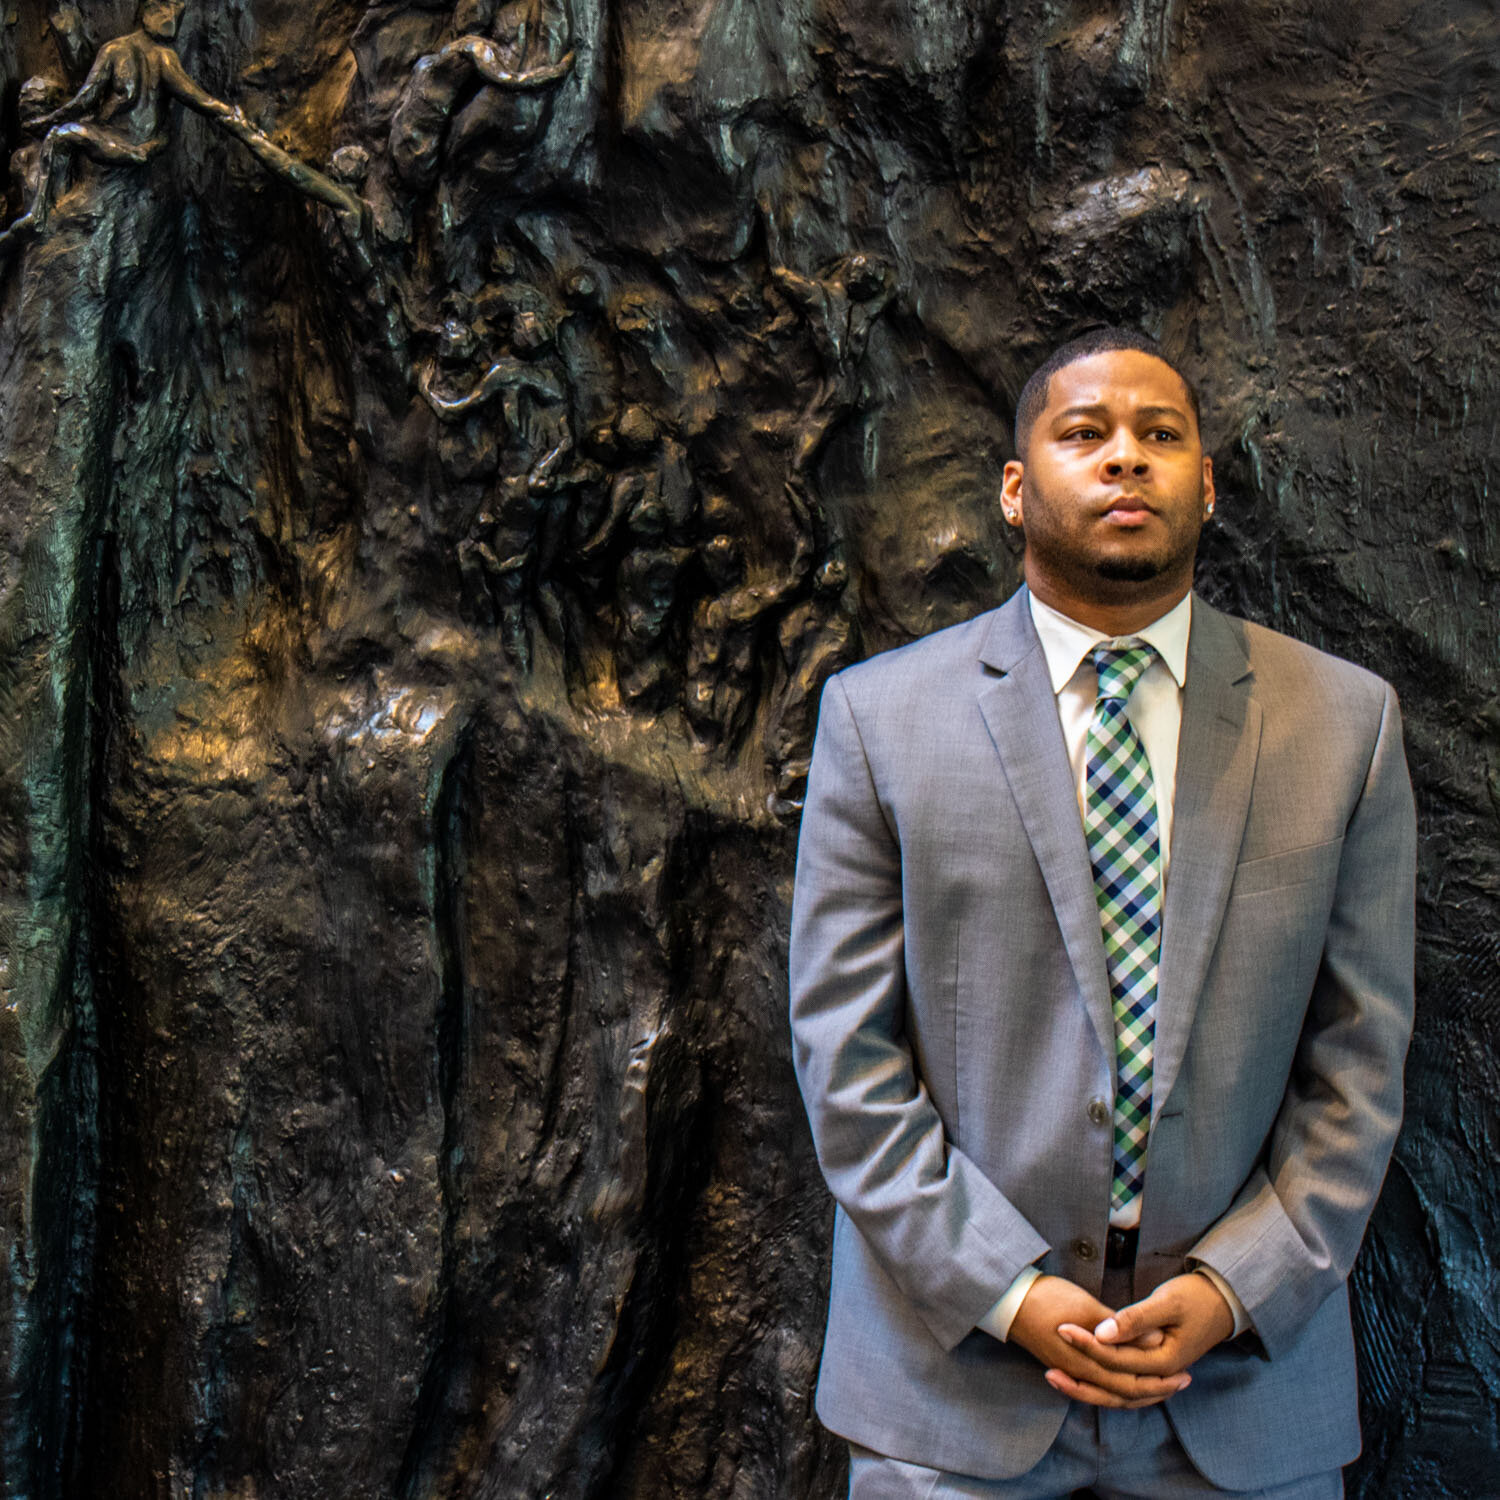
[0, 2, 1494, 1495]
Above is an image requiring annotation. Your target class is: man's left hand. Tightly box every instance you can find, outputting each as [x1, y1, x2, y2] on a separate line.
[1048, 1274, 1235, 1403]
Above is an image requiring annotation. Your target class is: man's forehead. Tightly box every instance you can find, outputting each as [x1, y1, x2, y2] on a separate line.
[1042, 350, 1192, 413]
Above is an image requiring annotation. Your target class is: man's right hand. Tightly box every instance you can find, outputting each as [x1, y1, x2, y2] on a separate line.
[1006, 1275, 1190, 1409]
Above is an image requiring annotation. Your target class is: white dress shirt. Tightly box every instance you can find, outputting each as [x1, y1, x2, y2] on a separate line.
[978, 590, 1249, 1341]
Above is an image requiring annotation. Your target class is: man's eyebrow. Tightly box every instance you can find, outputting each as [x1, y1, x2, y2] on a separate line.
[1049, 402, 1190, 424]
[1047, 401, 1191, 426]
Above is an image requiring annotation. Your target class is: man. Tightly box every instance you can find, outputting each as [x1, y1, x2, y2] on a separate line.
[789, 328, 1415, 1497]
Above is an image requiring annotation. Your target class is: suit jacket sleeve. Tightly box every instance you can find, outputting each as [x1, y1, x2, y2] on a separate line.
[1187, 679, 1416, 1359]
[790, 674, 1051, 1354]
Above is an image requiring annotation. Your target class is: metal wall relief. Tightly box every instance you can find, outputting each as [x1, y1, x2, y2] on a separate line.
[0, 1, 1495, 1496]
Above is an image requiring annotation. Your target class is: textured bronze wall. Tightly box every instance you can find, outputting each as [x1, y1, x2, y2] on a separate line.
[0, 2, 1494, 1496]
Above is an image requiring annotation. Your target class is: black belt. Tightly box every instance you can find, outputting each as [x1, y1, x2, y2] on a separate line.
[1105, 1225, 1138, 1269]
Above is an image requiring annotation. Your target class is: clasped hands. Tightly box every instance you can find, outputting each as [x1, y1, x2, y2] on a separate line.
[1008, 1272, 1235, 1409]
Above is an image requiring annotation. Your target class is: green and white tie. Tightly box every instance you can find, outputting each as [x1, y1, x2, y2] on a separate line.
[1084, 644, 1163, 1218]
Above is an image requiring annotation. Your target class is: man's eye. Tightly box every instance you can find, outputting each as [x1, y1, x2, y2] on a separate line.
[1148, 428, 1180, 441]
[1067, 427, 1102, 441]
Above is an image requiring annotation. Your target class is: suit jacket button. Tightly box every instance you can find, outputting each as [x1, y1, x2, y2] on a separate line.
[1074, 1238, 1097, 1261]
[1087, 1098, 1110, 1126]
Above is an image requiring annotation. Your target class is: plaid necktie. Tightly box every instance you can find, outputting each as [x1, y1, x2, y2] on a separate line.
[1084, 644, 1163, 1218]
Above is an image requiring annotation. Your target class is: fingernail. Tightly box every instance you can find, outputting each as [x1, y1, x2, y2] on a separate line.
[1094, 1317, 1118, 1341]
[1176, 1376, 1191, 1390]
[1045, 1371, 1065, 1390]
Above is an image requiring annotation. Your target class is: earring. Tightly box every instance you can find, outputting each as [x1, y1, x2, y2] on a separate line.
[1205, 503, 1215, 517]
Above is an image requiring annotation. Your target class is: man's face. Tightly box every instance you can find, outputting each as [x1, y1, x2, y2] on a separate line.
[1001, 349, 1213, 613]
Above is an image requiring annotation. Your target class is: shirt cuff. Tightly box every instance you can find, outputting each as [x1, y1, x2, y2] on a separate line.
[977, 1265, 1044, 1342]
[1193, 1264, 1250, 1339]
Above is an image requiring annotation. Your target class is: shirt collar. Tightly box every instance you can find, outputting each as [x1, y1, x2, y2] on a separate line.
[1027, 588, 1192, 696]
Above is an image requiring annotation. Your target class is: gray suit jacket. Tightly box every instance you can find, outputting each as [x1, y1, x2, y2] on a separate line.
[789, 587, 1416, 1489]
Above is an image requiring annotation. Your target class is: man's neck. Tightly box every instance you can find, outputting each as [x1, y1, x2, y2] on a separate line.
[1024, 573, 1192, 637]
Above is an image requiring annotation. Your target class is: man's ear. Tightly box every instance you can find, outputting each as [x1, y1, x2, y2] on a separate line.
[1202, 454, 1215, 517]
[1001, 459, 1024, 527]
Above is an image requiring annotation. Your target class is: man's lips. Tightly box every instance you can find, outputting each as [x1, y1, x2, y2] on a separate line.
[1099, 494, 1157, 521]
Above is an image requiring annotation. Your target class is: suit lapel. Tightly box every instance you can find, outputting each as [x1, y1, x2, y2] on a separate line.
[975, 591, 1117, 1076]
[1150, 601, 1261, 1121]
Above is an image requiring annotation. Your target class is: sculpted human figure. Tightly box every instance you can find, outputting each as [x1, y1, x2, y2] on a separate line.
[771, 251, 897, 490]
[684, 518, 847, 776]
[768, 250, 895, 594]
[763, 556, 854, 813]
[419, 308, 571, 491]
[685, 523, 797, 751]
[422, 301, 577, 666]
[0, 0, 363, 254]
[46, 3, 93, 77]
[389, 0, 576, 187]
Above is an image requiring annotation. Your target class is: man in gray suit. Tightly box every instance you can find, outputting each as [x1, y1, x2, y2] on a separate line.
[790, 328, 1416, 1497]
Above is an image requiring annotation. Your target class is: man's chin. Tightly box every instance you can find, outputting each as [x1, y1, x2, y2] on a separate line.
[1095, 556, 1170, 584]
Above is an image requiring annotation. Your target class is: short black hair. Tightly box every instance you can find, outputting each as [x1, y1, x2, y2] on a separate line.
[1013, 327, 1201, 456]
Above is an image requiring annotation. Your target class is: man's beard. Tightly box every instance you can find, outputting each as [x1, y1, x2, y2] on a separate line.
[1095, 553, 1172, 583]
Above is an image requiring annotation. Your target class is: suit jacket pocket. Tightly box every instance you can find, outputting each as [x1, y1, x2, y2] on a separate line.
[1229, 835, 1345, 898]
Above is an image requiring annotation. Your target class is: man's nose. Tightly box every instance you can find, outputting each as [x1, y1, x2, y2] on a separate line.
[1100, 432, 1149, 478]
